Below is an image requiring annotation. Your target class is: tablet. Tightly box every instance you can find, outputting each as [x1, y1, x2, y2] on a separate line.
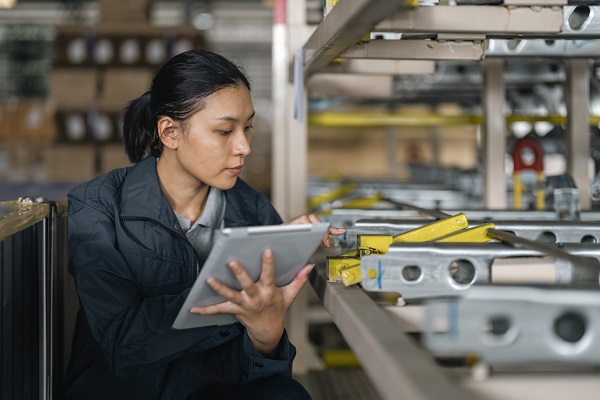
[172, 222, 330, 330]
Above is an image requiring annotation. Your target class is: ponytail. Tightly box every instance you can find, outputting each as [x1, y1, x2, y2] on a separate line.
[122, 92, 162, 163]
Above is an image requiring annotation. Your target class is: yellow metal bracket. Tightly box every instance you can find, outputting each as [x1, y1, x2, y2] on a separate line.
[327, 213, 470, 286]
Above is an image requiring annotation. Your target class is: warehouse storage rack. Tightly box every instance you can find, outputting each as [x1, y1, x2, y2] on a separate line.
[271, 1, 600, 398]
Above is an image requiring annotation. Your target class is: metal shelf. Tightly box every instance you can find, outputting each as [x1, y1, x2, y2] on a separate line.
[309, 258, 479, 400]
[302, 0, 417, 78]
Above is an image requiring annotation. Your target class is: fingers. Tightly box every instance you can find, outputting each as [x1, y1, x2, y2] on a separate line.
[307, 214, 321, 224]
[329, 226, 346, 236]
[259, 248, 275, 287]
[191, 250, 276, 316]
[285, 213, 346, 247]
[190, 297, 238, 315]
[320, 223, 346, 247]
[228, 260, 259, 297]
[189, 277, 241, 315]
[285, 213, 321, 225]
[281, 263, 314, 304]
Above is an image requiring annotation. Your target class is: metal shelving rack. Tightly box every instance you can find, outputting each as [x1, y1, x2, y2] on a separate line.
[271, 0, 600, 395]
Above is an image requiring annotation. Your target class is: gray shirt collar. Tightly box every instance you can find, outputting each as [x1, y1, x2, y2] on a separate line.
[174, 187, 225, 233]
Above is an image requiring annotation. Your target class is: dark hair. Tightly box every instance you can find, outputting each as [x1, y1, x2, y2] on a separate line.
[122, 50, 251, 162]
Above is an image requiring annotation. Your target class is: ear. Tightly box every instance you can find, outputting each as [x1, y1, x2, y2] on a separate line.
[157, 116, 180, 150]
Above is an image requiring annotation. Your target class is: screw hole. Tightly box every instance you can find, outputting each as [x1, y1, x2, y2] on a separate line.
[449, 259, 475, 285]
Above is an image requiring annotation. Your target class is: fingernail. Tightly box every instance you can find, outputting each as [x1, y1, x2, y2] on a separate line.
[228, 262, 238, 271]
[264, 248, 272, 257]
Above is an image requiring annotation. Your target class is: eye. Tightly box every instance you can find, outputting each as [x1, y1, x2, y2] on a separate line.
[244, 125, 253, 132]
[218, 130, 232, 135]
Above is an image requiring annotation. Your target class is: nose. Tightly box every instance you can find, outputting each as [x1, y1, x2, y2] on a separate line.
[233, 130, 251, 157]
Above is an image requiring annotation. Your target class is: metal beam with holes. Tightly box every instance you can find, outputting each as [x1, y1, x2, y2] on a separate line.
[558, 5, 600, 38]
[325, 209, 600, 229]
[486, 38, 600, 57]
[359, 242, 600, 301]
[423, 285, 600, 367]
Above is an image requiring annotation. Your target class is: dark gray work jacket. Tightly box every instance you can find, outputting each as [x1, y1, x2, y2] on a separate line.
[63, 156, 293, 400]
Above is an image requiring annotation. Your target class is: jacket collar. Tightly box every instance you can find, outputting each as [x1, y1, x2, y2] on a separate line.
[119, 156, 179, 227]
[119, 155, 254, 229]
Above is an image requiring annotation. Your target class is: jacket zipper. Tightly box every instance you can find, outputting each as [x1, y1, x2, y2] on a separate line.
[120, 216, 202, 277]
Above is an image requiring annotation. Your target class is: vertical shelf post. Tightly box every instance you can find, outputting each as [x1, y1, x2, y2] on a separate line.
[272, 0, 322, 374]
[483, 58, 507, 209]
[565, 59, 591, 210]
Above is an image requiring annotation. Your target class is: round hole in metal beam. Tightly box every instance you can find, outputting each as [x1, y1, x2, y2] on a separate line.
[581, 235, 597, 244]
[484, 316, 511, 336]
[538, 231, 557, 243]
[554, 312, 586, 343]
[506, 39, 522, 51]
[449, 259, 475, 285]
[568, 6, 591, 31]
[402, 265, 421, 282]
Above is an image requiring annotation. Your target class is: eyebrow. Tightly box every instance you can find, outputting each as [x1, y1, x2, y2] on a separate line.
[215, 111, 256, 123]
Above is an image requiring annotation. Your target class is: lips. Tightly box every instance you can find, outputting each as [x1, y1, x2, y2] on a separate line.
[227, 165, 244, 175]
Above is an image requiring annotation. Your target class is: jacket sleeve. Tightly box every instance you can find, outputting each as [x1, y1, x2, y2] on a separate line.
[67, 193, 294, 380]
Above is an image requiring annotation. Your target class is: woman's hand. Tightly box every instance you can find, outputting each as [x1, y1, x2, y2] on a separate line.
[189, 248, 312, 357]
[285, 213, 345, 247]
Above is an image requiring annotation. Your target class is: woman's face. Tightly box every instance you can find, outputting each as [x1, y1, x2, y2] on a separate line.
[168, 83, 254, 190]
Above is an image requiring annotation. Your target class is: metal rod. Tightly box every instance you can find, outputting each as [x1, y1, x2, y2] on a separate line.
[487, 228, 600, 270]
[381, 197, 451, 220]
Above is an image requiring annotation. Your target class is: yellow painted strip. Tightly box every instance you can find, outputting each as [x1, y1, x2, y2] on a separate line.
[435, 223, 496, 243]
[393, 213, 469, 243]
[309, 113, 482, 127]
[536, 171, 545, 210]
[514, 172, 522, 210]
[308, 113, 600, 127]
[340, 193, 384, 209]
[307, 183, 357, 210]
[322, 350, 361, 368]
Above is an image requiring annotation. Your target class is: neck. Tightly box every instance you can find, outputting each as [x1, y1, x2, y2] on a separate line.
[156, 155, 209, 223]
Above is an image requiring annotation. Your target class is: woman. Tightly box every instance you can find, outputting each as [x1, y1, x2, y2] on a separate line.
[64, 49, 343, 400]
